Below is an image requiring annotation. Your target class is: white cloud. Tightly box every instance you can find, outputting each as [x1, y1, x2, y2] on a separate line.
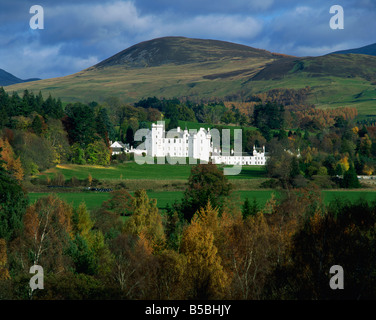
[153, 14, 263, 41]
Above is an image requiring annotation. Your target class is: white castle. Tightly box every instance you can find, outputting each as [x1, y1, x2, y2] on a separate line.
[110, 121, 268, 165]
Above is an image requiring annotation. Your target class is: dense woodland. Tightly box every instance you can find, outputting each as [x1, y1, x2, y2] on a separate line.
[1, 87, 376, 299]
[1, 162, 376, 299]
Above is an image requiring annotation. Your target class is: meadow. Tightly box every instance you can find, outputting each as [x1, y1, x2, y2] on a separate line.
[28, 189, 376, 213]
[27, 190, 274, 211]
[5, 40, 376, 116]
[37, 163, 267, 182]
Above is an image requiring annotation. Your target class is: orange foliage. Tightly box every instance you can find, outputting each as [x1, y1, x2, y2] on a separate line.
[0, 138, 24, 181]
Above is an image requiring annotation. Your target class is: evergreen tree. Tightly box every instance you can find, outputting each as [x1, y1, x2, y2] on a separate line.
[167, 112, 179, 131]
[242, 197, 259, 219]
[125, 126, 134, 145]
[0, 152, 28, 241]
[179, 163, 232, 222]
[31, 115, 43, 135]
[342, 164, 360, 188]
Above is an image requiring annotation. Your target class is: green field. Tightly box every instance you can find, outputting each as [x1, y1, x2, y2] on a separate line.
[28, 189, 376, 212]
[38, 163, 267, 182]
[27, 190, 273, 211]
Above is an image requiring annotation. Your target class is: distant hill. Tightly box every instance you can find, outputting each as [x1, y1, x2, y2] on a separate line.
[331, 43, 376, 56]
[91, 36, 285, 69]
[0, 68, 40, 86]
[4, 36, 376, 116]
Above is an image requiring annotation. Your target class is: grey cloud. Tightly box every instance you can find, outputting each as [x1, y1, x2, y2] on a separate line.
[0, 0, 375, 79]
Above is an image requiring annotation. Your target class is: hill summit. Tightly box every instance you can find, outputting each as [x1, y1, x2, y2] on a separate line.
[92, 36, 283, 69]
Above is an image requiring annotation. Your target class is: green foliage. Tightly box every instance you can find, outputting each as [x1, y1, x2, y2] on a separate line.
[242, 197, 259, 219]
[253, 102, 285, 140]
[0, 156, 28, 241]
[342, 164, 361, 188]
[63, 102, 96, 147]
[32, 273, 107, 300]
[179, 163, 232, 221]
[86, 139, 111, 166]
[67, 234, 98, 275]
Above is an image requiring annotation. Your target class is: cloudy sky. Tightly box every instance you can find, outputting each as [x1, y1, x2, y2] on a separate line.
[1, 0, 375, 79]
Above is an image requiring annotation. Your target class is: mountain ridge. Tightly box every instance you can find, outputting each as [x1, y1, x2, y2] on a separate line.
[331, 43, 376, 56]
[0, 68, 40, 86]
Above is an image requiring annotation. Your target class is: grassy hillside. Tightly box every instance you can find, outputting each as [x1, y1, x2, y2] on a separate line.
[4, 37, 376, 115]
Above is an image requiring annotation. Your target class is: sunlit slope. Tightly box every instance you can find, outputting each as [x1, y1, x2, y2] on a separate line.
[4, 38, 376, 115]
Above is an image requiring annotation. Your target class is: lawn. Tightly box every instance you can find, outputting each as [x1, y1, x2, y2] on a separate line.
[28, 191, 185, 211]
[37, 163, 267, 182]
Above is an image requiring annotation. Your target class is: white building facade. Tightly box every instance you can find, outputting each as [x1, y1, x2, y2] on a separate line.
[111, 121, 268, 165]
[211, 146, 267, 165]
[144, 122, 212, 162]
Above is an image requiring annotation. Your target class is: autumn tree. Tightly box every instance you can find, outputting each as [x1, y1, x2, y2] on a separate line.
[108, 233, 158, 299]
[153, 249, 187, 299]
[180, 214, 229, 299]
[101, 189, 134, 217]
[0, 138, 24, 181]
[227, 213, 275, 299]
[21, 194, 73, 273]
[124, 189, 165, 250]
[68, 202, 113, 276]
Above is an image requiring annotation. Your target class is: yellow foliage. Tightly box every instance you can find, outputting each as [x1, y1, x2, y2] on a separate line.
[338, 156, 350, 172]
[262, 193, 277, 215]
[191, 201, 219, 233]
[363, 164, 373, 176]
[0, 138, 24, 181]
[125, 189, 165, 251]
[181, 220, 229, 299]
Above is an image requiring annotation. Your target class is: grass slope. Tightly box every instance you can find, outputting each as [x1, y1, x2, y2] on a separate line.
[4, 38, 376, 115]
